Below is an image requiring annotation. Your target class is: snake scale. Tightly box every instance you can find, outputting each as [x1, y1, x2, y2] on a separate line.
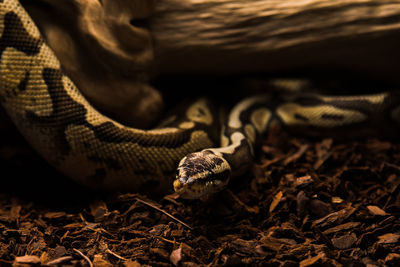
[1, 0, 400, 199]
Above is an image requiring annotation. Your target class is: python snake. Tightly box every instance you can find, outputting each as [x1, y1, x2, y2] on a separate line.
[1, 0, 400, 199]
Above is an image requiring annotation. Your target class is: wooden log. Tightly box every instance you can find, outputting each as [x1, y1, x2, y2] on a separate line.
[19, 0, 400, 127]
[150, 0, 400, 84]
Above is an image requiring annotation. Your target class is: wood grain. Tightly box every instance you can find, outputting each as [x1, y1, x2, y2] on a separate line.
[150, 0, 400, 84]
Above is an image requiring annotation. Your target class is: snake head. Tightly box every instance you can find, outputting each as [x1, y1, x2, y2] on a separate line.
[174, 150, 231, 199]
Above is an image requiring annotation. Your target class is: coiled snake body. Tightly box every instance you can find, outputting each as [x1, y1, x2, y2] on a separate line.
[1, 0, 400, 199]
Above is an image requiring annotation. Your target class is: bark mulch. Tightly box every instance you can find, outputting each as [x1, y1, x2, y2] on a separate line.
[0, 121, 399, 266]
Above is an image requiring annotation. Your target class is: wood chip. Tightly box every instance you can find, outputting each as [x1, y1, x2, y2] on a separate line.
[367, 205, 388, 216]
[331, 233, 357, 249]
[323, 222, 361, 235]
[90, 201, 109, 222]
[44, 212, 67, 219]
[14, 255, 41, 264]
[93, 254, 113, 267]
[377, 233, 400, 244]
[331, 197, 344, 204]
[45, 256, 74, 266]
[312, 205, 356, 228]
[269, 191, 283, 213]
[283, 145, 309, 166]
[2, 111, 400, 266]
[295, 175, 313, 187]
[385, 253, 400, 266]
[170, 248, 182, 266]
[299, 252, 325, 267]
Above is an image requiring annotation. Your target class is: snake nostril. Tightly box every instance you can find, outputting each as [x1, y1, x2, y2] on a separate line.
[173, 180, 183, 191]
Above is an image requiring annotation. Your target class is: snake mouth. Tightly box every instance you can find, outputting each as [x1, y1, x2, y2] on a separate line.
[173, 179, 185, 194]
[173, 178, 206, 199]
[173, 172, 231, 199]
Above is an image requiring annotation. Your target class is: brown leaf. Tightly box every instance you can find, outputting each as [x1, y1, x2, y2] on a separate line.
[170, 247, 182, 266]
[367, 205, 388, 216]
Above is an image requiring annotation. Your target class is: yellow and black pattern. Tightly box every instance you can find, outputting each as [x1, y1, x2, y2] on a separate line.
[276, 93, 400, 138]
[1, 0, 400, 199]
[0, 0, 217, 192]
[174, 96, 272, 198]
[173, 91, 400, 198]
